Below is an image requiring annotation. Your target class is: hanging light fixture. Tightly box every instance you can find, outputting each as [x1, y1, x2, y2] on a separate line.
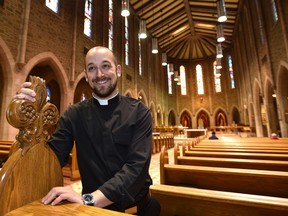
[151, 3, 158, 54]
[217, 24, 225, 42]
[162, 53, 167, 66]
[217, 0, 227, 22]
[121, 0, 130, 17]
[215, 68, 221, 78]
[174, 71, 179, 81]
[216, 43, 223, 58]
[152, 38, 158, 54]
[139, 19, 147, 39]
[216, 58, 222, 69]
[169, 63, 174, 75]
[177, 77, 181, 85]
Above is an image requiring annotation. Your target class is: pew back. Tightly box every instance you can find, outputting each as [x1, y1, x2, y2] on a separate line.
[0, 76, 63, 215]
[161, 145, 288, 198]
[150, 184, 288, 216]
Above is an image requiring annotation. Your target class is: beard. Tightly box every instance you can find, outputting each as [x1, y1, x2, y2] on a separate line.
[91, 76, 118, 98]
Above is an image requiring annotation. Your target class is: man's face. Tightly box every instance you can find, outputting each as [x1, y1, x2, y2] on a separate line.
[85, 47, 121, 99]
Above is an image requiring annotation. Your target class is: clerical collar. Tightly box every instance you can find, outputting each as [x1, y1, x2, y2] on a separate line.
[92, 92, 119, 105]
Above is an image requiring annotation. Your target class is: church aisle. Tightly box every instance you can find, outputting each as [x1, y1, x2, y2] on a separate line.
[64, 147, 175, 194]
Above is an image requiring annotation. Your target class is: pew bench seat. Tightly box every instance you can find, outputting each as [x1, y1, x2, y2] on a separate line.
[162, 163, 288, 198]
[183, 150, 288, 161]
[187, 147, 288, 154]
[175, 156, 288, 171]
[150, 184, 288, 216]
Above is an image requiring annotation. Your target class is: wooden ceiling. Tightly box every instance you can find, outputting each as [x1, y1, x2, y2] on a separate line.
[129, 0, 240, 60]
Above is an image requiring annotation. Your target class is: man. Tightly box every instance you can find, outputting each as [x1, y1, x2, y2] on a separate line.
[16, 46, 160, 215]
[209, 131, 218, 140]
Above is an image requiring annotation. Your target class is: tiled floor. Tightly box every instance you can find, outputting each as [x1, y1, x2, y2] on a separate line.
[64, 147, 175, 194]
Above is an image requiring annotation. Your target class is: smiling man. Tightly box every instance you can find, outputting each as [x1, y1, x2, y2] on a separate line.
[16, 46, 161, 216]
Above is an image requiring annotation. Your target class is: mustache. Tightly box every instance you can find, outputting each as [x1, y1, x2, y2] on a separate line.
[92, 77, 110, 82]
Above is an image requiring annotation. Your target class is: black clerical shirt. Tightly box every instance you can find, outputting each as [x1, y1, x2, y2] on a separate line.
[48, 94, 153, 210]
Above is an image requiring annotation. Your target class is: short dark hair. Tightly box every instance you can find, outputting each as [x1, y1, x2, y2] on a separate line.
[212, 131, 216, 135]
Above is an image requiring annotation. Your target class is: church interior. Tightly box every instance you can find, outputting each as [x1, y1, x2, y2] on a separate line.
[1, 0, 288, 215]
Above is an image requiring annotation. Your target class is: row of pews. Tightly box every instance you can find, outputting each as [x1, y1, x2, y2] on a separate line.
[0, 140, 14, 167]
[152, 133, 174, 154]
[150, 135, 288, 216]
[0, 133, 174, 181]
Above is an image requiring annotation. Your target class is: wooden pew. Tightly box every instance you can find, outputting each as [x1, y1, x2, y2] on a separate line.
[5, 200, 130, 216]
[150, 184, 288, 216]
[188, 147, 288, 154]
[0, 76, 63, 215]
[173, 143, 288, 171]
[0, 140, 14, 166]
[175, 156, 288, 172]
[182, 150, 288, 161]
[160, 145, 288, 198]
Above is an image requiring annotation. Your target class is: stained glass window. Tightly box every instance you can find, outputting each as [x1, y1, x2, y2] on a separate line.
[196, 64, 204, 95]
[108, 0, 113, 50]
[124, 17, 129, 65]
[46, 87, 51, 102]
[228, 55, 235, 89]
[45, 0, 59, 13]
[180, 66, 187, 95]
[139, 38, 142, 76]
[213, 61, 221, 93]
[84, 0, 92, 37]
[271, 0, 278, 23]
[168, 67, 172, 94]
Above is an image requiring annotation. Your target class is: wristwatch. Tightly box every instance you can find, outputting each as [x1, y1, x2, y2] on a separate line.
[82, 193, 95, 206]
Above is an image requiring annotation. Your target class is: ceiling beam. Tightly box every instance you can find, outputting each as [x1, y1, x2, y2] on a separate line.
[184, 0, 195, 36]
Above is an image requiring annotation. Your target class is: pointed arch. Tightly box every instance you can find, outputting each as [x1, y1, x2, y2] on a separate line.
[180, 110, 192, 128]
[196, 109, 210, 129]
[276, 61, 288, 137]
[137, 89, 148, 106]
[168, 109, 177, 126]
[214, 108, 228, 126]
[0, 36, 16, 139]
[20, 52, 69, 113]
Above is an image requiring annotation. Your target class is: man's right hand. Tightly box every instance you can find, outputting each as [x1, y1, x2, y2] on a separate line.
[13, 82, 36, 102]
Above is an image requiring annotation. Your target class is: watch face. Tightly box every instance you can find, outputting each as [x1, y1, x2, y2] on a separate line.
[83, 194, 95, 205]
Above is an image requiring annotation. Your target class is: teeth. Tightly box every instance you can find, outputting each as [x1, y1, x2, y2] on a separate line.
[96, 80, 107, 84]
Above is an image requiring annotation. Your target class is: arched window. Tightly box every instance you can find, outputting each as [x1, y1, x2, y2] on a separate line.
[138, 38, 142, 76]
[108, 0, 113, 50]
[124, 17, 129, 65]
[45, 0, 59, 13]
[271, 0, 278, 23]
[167, 66, 172, 94]
[84, 0, 93, 37]
[180, 66, 187, 95]
[196, 64, 204, 95]
[228, 55, 235, 89]
[213, 61, 221, 93]
[46, 87, 51, 102]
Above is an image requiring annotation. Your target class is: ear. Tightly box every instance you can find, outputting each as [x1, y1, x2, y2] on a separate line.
[83, 69, 88, 82]
[116, 65, 122, 77]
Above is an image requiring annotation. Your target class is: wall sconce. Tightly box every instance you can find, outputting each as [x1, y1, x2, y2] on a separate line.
[121, 0, 130, 17]
[162, 53, 167, 66]
[217, 24, 225, 42]
[139, 20, 147, 39]
[216, 58, 222, 69]
[216, 43, 223, 58]
[217, 0, 227, 22]
[152, 38, 158, 54]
